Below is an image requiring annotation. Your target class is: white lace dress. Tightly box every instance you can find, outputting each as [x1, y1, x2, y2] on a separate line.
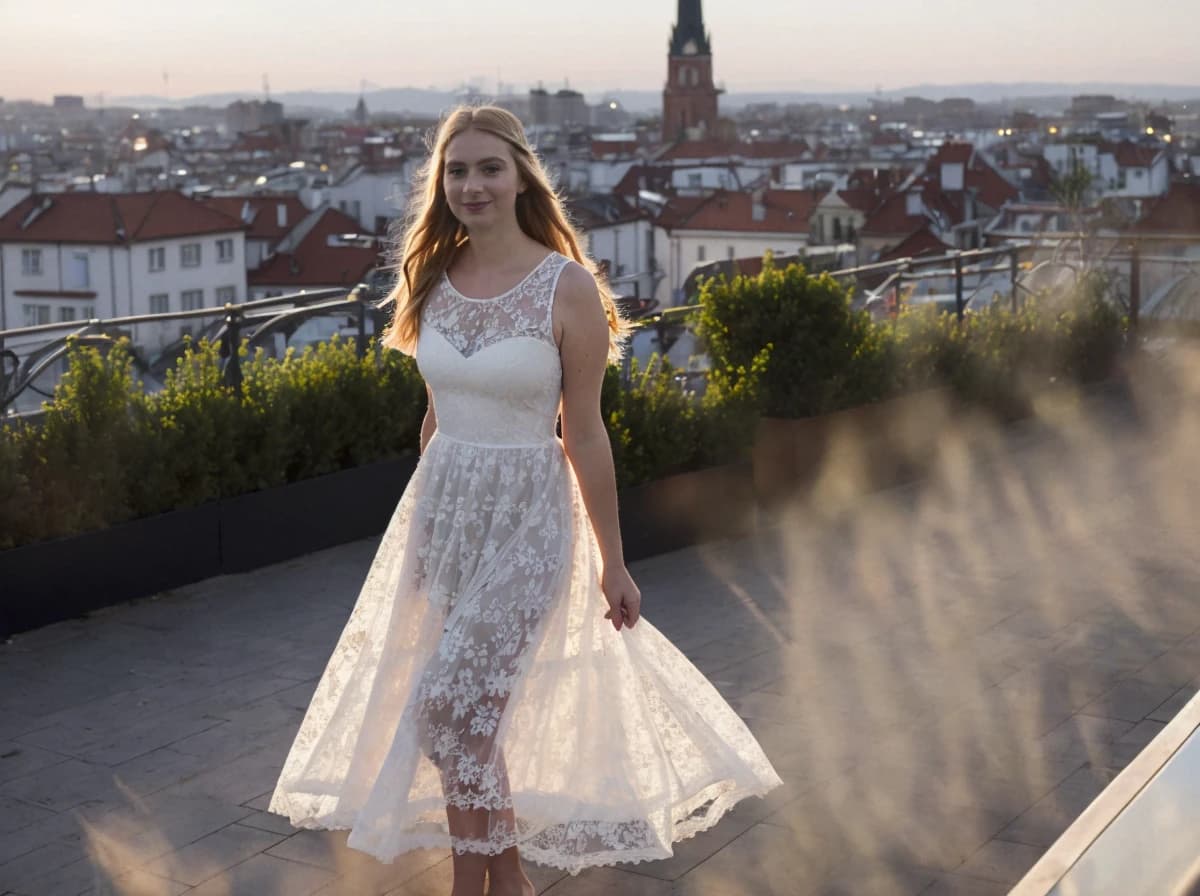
[268, 251, 782, 873]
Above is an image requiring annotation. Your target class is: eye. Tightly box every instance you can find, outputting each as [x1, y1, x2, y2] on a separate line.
[483, 165, 501, 175]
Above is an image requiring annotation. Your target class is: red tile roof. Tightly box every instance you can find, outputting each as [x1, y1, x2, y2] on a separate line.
[0, 191, 244, 245]
[1109, 141, 1163, 168]
[197, 195, 310, 241]
[657, 139, 810, 162]
[249, 207, 382, 289]
[877, 225, 952, 263]
[660, 189, 824, 234]
[1132, 181, 1200, 234]
[836, 188, 883, 214]
[859, 192, 927, 237]
[929, 142, 974, 165]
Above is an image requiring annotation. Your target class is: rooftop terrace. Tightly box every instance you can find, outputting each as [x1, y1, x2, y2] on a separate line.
[2, 355, 1200, 895]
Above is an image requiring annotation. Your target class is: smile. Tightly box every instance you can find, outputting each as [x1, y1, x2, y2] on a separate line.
[462, 201, 490, 213]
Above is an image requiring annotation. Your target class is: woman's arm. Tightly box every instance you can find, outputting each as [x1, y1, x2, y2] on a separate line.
[555, 264, 641, 630]
[419, 385, 437, 455]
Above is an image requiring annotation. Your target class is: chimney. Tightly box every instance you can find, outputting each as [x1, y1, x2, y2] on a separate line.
[751, 187, 766, 222]
[905, 191, 923, 217]
[276, 203, 287, 229]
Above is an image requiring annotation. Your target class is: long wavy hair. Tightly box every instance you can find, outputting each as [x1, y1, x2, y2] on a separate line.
[381, 105, 627, 361]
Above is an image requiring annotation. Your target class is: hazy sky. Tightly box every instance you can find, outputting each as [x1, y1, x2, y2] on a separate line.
[4, 0, 1199, 102]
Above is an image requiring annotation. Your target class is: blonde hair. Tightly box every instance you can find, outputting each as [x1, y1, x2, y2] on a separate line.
[381, 105, 627, 361]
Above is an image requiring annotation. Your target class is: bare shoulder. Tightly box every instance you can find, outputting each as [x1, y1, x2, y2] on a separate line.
[553, 260, 604, 332]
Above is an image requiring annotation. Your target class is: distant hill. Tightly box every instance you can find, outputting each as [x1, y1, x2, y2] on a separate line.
[111, 81, 1200, 116]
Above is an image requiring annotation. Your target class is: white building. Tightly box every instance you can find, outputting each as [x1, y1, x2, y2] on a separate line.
[653, 189, 823, 304]
[567, 195, 657, 301]
[306, 157, 416, 235]
[0, 191, 247, 356]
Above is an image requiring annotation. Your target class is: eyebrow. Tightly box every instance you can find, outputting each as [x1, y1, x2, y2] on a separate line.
[445, 156, 507, 166]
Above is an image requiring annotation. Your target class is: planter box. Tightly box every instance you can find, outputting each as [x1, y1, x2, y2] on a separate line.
[751, 387, 958, 508]
[0, 456, 418, 638]
[0, 502, 222, 637]
[220, 455, 418, 573]
[619, 462, 757, 563]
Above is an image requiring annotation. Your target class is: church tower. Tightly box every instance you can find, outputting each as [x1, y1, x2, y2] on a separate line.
[662, 0, 720, 142]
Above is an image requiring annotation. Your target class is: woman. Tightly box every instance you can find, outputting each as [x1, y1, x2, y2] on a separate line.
[269, 105, 781, 896]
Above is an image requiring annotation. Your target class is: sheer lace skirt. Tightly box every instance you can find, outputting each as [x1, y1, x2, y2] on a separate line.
[268, 435, 782, 874]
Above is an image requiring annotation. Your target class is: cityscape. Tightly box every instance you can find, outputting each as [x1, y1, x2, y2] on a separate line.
[2, 2, 1200, 894]
[1, 0, 1198, 388]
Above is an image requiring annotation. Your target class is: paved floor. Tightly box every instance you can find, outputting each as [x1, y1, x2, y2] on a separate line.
[3, 363, 1200, 896]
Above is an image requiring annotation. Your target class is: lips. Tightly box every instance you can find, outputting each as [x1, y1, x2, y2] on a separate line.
[462, 201, 490, 214]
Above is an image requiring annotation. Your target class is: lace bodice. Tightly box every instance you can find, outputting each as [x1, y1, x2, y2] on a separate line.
[417, 253, 571, 446]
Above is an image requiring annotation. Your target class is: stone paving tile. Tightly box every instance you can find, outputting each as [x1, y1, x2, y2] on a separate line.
[304, 847, 449, 896]
[94, 867, 192, 895]
[182, 852, 336, 895]
[141, 824, 286, 886]
[1079, 677, 1181, 723]
[817, 863, 939, 896]
[672, 822, 842, 895]
[919, 871, 1011, 895]
[0, 741, 72, 786]
[234, 812, 298, 837]
[540, 866, 673, 895]
[1148, 682, 1199, 722]
[955, 838, 1045, 885]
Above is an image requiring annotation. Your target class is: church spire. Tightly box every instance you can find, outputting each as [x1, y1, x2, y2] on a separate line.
[669, 0, 711, 56]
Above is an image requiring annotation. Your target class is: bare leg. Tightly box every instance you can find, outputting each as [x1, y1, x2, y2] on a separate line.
[484, 748, 533, 896]
[447, 805, 491, 896]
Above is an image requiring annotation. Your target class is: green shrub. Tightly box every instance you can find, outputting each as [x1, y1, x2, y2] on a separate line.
[0, 336, 428, 549]
[603, 357, 700, 489]
[698, 254, 886, 418]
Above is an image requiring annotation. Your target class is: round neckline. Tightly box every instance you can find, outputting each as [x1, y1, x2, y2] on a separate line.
[443, 252, 558, 303]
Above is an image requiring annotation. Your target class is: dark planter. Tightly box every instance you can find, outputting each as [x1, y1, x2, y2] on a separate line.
[219, 455, 418, 573]
[751, 387, 958, 508]
[0, 502, 222, 637]
[619, 462, 757, 563]
[0, 455, 419, 638]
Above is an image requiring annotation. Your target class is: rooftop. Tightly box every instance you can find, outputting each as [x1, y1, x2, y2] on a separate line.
[2, 366, 1199, 894]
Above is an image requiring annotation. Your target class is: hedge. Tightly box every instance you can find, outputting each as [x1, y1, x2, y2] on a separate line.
[0, 262, 1127, 551]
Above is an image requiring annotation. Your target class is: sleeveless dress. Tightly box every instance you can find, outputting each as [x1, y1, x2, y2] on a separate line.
[268, 251, 782, 874]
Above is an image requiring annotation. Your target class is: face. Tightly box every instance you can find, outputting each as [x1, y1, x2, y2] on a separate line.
[442, 127, 525, 229]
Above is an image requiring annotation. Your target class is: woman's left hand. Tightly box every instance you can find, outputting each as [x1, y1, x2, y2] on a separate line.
[601, 565, 641, 631]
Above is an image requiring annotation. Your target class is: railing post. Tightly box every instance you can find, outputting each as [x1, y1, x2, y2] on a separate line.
[1129, 241, 1141, 332]
[221, 305, 243, 392]
[954, 252, 965, 320]
[353, 285, 367, 358]
[1009, 247, 1019, 312]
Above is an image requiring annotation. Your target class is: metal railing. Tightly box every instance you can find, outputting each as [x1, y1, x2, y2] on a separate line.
[1, 286, 378, 415]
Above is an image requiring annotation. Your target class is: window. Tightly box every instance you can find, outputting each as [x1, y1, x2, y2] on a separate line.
[697, 245, 706, 262]
[21, 249, 42, 275]
[687, 173, 702, 188]
[181, 289, 204, 310]
[149, 294, 169, 314]
[180, 243, 201, 267]
[82, 305, 95, 320]
[727, 245, 735, 260]
[149, 247, 165, 272]
[59, 307, 76, 323]
[216, 285, 236, 305]
[217, 238, 234, 263]
[833, 219, 844, 241]
[22, 304, 51, 327]
[67, 252, 90, 289]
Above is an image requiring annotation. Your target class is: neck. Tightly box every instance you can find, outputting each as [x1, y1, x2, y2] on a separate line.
[459, 223, 531, 270]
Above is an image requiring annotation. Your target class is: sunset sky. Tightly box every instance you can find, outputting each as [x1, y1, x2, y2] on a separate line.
[4, 0, 1198, 102]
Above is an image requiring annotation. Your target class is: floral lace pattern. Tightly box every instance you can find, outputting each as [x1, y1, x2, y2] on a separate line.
[268, 249, 783, 873]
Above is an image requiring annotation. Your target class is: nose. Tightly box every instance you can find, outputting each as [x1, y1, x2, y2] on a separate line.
[462, 172, 484, 196]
